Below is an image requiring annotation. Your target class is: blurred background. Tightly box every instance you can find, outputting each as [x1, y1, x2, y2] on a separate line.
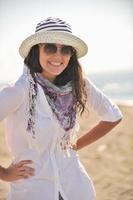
[0, 0, 133, 200]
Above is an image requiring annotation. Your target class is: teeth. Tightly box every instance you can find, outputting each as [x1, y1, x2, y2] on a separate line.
[50, 62, 61, 66]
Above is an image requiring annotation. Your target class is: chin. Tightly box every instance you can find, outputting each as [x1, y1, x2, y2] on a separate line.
[51, 70, 64, 76]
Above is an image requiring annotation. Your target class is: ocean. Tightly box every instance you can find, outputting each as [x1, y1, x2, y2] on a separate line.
[87, 69, 133, 105]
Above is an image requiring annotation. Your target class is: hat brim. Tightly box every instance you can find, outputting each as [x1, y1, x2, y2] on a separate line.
[19, 31, 88, 58]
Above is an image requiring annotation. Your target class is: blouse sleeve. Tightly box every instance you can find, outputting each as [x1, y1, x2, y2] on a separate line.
[0, 82, 25, 121]
[85, 77, 123, 122]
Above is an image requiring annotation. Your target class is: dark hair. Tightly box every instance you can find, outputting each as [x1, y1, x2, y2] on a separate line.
[24, 45, 87, 115]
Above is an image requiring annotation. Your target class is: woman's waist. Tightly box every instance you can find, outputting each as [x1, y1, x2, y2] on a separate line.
[12, 149, 55, 181]
[12, 146, 78, 179]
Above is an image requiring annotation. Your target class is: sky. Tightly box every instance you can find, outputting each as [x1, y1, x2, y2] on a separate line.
[0, 0, 133, 82]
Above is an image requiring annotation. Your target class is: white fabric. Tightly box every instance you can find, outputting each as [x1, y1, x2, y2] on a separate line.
[0, 70, 122, 200]
[85, 78, 123, 122]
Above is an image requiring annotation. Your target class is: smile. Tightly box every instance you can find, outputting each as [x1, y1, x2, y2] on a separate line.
[49, 61, 63, 67]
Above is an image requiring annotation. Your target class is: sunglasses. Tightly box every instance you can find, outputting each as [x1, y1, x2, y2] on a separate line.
[43, 43, 75, 56]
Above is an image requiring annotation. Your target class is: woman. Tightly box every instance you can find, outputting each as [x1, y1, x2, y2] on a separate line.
[0, 17, 122, 200]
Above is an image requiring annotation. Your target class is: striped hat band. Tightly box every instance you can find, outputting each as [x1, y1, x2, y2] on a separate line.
[35, 18, 72, 33]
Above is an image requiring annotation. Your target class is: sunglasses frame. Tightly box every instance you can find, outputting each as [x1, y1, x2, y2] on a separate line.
[43, 43, 75, 56]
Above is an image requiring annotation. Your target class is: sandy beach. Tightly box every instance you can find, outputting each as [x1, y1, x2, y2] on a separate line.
[0, 104, 133, 200]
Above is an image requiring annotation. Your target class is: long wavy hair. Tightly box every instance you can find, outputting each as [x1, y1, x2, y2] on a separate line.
[24, 44, 87, 115]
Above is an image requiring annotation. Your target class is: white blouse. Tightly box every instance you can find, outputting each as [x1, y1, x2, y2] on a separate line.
[0, 69, 122, 200]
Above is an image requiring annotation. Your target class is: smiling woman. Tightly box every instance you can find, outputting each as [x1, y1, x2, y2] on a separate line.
[0, 17, 122, 200]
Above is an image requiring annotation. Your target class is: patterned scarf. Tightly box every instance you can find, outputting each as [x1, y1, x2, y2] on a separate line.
[36, 73, 76, 132]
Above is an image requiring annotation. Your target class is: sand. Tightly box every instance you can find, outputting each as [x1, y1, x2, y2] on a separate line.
[0, 105, 133, 200]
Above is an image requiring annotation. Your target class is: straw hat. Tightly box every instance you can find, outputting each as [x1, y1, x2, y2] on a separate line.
[19, 17, 88, 58]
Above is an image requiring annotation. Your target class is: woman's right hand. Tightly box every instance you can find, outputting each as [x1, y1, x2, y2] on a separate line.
[0, 160, 35, 182]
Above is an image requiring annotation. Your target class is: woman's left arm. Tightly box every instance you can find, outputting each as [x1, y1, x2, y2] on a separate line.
[74, 119, 122, 151]
[72, 78, 123, 151]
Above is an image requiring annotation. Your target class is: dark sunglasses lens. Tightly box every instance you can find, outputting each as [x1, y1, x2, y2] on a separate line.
[44, 44, 74, 55]
[61, 46, 74, 55]
[44, 44, 57, 54]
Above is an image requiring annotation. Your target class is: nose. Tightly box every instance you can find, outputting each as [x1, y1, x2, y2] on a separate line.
[55, 46, 62, 55]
